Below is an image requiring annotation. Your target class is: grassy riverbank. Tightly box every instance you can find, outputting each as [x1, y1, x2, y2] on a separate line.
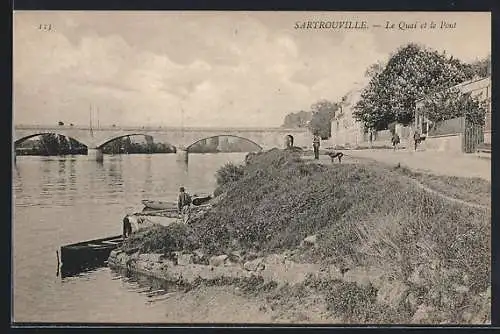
[120, 148, 490, 324]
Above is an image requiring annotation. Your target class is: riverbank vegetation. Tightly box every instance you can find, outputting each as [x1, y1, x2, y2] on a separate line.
[120, 148, 490, 324]
[15, 134, 176, 156]
[101, 136, 176, 154]
[16, 134, 88, 156]
[188, 136, 262, 154]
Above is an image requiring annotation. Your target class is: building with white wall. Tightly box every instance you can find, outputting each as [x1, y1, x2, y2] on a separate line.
[330, 81, 367, 148]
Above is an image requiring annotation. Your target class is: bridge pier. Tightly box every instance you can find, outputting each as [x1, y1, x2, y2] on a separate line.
[87, 148, 104, 162]
[176, 148, 188, 163]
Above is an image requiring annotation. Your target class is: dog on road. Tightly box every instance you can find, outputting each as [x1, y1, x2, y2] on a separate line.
[327, 151, 344, 163]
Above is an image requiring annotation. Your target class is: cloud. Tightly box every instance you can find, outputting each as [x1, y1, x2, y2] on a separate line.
[13, 11, 491, 128]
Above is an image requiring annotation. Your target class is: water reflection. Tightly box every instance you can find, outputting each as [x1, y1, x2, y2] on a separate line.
[178, 155, 189, 172]
[110, 267, 181, 303]
[68, 158, 77, 194]
[57, 159, 67, 192]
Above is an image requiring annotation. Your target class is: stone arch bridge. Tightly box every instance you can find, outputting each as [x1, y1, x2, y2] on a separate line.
[14, 125, 311, 161]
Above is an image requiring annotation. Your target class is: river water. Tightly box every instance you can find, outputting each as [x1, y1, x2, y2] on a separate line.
[12, 153, 247, 323]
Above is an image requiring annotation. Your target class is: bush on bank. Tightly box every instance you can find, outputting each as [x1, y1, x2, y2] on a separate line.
[121, 148, 490, 323]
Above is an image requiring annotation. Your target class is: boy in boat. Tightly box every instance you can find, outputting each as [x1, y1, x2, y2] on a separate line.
[178, 187, 192, 223]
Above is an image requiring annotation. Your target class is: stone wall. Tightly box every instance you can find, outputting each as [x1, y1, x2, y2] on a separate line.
[421, 134, 463, 154]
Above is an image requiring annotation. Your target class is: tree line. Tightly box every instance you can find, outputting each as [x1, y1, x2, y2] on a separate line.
[282, 100, 339, 140]
[282, 43, 490, 138]
[16, 134, 176, 156]
[188, 136, 261, 153]
[101, 136, 176, 154]
[16, 134, 88, 156]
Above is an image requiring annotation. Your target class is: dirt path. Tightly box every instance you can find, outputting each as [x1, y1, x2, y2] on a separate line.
[344, 149, 491, 181]
[303, 152, 490, 210]
[406, 177, 489, 210]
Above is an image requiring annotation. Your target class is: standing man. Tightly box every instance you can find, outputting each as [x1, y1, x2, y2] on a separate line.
[287, 135, 294, 149]
[178, 186, 192, 223]
[122, 215, 132, 239]
[313, 134, 321, 160]
[391, 132, 400, 151]
[413, 129, 421, 151]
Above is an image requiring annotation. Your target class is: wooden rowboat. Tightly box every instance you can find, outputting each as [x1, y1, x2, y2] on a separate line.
[142, 193, 212, 210]
[60, 235, 123, 277]
[141, 200, 176, 211]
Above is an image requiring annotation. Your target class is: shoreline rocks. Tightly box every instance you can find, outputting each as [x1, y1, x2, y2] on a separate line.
[107, 248, 491, 325]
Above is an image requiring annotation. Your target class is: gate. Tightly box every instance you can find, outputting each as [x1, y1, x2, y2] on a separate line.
[463, 117, 484, 153]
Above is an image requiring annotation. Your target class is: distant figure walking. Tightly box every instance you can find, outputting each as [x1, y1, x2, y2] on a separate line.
[391, 132, 400, 150]
[178, 186, 192, 223]
[369, 128, 375, 148]
[313, 134, 321, 160]
[413, 130, 421, 151]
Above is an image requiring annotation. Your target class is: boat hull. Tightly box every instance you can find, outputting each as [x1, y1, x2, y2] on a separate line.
[142, 195, 212, 210]
[141, 200, 176, 210]
[60, 235, 123, 277]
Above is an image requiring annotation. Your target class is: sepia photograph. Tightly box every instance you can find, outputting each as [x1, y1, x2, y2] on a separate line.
[12, 11, 491, 325]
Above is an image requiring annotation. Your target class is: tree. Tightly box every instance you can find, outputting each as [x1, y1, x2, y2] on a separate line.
[58, 135, 70, 155]
[353, 43, 476, 130]
[364, 61, 385, 78]
[470, 54, 491, 78]
[420, 87, 487, 129]
[282, 110, 312, 128]
[68, 138, 87, 154]
[58, 121, 64, 126]
[124, 136, 132, 153]
[308, 100, 339, 139]
[39, 134, 59, 155]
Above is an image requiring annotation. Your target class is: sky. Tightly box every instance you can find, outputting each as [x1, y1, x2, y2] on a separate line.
[13, 11, 491, 128]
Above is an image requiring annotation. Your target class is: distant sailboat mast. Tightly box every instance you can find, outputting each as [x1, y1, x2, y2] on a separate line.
[181, 105, 185, 140]
[89, 104, 94, 138]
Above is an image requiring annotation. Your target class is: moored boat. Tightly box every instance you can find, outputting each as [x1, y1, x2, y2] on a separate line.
[142, 193, 212, 210]
[60, 235, 123, 277]
[141, 200, 176, 211]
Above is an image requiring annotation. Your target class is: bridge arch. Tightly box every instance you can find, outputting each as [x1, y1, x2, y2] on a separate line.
[14, 132, 89, 147]
[186, 135, 263, 152]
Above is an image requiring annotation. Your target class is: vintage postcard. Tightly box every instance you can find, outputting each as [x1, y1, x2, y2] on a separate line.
[12, 11, 491, 325]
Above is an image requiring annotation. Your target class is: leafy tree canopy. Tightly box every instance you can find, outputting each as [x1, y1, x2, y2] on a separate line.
[420, 88, 487, 128]
[353, 43, 477, 130]
[309, 99, 339, 139]
[364, 61, 386, 78]
[282, 110, 312, 128]
[470, 54, 491, 78]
